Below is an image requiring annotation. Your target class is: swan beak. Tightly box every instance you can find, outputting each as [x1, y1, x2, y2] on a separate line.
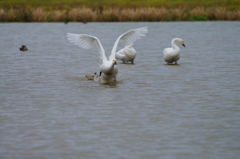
[114, 60, 117, 65]
[182, 42, 185, 47]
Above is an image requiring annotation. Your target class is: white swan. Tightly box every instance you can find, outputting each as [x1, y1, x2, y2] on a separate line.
[116, 43, 137, 63]
[163, 38, 185, 64]
[115, 27, 148, 63]
[67, 33, 117, 82]
[66, 27, 147, 82]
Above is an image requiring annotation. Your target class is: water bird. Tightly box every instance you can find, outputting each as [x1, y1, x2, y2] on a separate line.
[67, 27, 147, 82]
[93, 72, 102, 82]
[163, 38, 185, 64]
[115, 27, 148, 63]
[85, 72, 104, 81]
[116, 43, 137, 63]
[20, 45, 28, 51]
[85, 75, 94, 80]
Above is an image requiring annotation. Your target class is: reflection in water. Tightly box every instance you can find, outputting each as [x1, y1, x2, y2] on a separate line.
[163, 63, 180, 66]
[101, 81, 119, 88]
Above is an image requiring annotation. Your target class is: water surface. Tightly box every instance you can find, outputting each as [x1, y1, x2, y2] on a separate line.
[0, 22, 240, 159]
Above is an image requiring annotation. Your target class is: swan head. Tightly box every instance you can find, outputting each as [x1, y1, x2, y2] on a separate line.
[182, 41, 185, 47]
[113, 60, 117, 65]
[176, 38, 185, 47]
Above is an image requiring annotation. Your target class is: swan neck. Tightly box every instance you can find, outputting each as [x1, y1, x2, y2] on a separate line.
[171, 39, 179, 50]
[111, 61, 115, 68]
[107, 61, 115, 72]
[111, 37, 121, 59]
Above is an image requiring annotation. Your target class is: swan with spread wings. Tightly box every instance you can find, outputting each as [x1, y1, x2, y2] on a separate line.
[67, 27, 148, 82]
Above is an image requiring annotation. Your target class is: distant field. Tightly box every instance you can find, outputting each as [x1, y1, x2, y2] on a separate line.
[1, 0, 240, 9]
[0, 0, 240, 22]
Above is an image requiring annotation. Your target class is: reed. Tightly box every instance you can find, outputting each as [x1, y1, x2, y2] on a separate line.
[232, 10, 240, 20]
[190, 7, 209, 20]
[31, 8, 48, 22]
[0, 7, 240, 22]
[227, 10, 240, 20]
[212, 7, 240, 20]
[170, 8, 187, 21]
[101, 8, 120, 22]
[156, 7, 169, 21]
[50, 10, 65, 22]
[135, 8, 166, 21]
[3, 8, 16, 22]
[118, 8, 135, 21]
[189, 7, 240, 21]
[68, 7, 96, 22]
[0, 8, 7, 21]
[190, 7, 207, 17]
[214, 7, 227, 20]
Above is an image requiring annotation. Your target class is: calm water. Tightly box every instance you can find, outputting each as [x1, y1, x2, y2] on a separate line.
[0, 22, 240, 159]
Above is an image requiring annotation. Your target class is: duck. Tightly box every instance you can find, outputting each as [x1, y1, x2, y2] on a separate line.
[67, 27, 148, 83]
[85, 74, 94, 81]
[163, 38, 185, 64]
[93, 72, 102, 82]
[20, 45, 28, 51]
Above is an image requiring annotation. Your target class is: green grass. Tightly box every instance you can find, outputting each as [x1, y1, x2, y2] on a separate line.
[192, 15, 208, 21]
[1, 0, 240, 10]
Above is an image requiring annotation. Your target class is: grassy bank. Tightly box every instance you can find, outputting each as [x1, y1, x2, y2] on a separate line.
[1, 0, 240, 9]
[0, 0, 240, 22]
[0, 7, 240, 22]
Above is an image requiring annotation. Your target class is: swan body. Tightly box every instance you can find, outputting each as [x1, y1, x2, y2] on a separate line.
[163, 38, 185, 64]
[99, 59, 118, 82]
[67, 27, 147, 82]
[116, 43, 137, 63]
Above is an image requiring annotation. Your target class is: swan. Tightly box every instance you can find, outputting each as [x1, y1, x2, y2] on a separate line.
[115, 27, 148, 63]
[67, 27, 148, 82]
[67, 33, 117, 82]
[163, 38, 185, 64]
[116, 43, 137, 63]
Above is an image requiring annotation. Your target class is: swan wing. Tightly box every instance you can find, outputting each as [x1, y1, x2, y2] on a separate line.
[163, 47, 174, 56]
[67, 33, 107, 63]
[110, 27, 148, 60]
[120, 27, 148, 46]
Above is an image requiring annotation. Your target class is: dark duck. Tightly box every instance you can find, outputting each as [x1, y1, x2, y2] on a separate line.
[20, 45, 28, 51]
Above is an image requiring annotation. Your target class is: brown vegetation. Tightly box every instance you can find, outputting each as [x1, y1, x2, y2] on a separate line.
[31, 8, 48, 22]
[0, 7, 240, 22]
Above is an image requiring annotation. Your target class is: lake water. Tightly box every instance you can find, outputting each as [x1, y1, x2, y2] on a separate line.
[0, 22, 240, 159]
